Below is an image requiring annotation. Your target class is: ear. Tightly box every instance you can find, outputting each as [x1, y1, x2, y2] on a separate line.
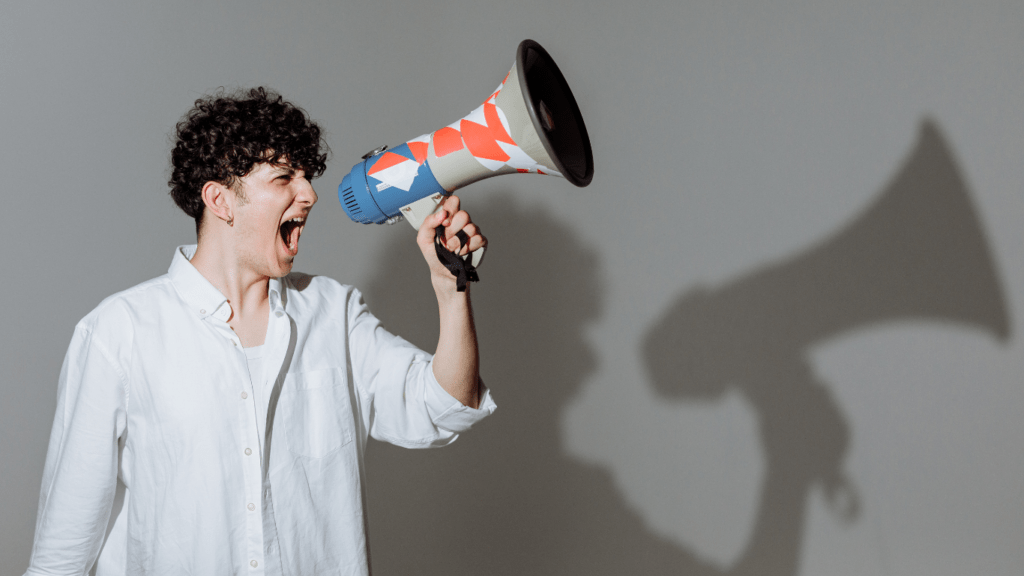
[200, 180, 235, 225]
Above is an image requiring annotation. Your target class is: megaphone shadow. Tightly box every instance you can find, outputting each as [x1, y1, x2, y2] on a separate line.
[643, 119, 1011, 576]
[361, 195, 719, 576]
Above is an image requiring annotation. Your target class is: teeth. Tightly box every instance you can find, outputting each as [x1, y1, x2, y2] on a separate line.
[282, 216, 305, 253]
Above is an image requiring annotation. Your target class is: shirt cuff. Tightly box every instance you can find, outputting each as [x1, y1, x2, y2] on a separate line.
[424, 358, 496, 432]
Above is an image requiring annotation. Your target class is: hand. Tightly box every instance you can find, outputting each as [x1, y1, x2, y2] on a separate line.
[416, 195, 487, 292]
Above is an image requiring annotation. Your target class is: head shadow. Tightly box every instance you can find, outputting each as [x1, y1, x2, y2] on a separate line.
[359, 193, 723, 576]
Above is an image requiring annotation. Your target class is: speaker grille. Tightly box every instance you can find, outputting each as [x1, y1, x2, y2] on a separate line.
[340, 181, 369, 224]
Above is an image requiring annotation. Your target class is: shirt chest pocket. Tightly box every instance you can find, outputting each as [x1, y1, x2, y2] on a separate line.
[277, 368, 354, 458]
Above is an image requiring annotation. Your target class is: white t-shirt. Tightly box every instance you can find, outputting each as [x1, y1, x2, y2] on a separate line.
[244, 344, 267, 457]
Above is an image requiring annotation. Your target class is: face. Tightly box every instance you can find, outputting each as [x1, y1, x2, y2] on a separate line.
[231, 161, 318, 278]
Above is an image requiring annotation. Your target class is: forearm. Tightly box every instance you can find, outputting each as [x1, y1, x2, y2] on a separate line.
[415, 195, 484, 408]
[431, 284, 481, 408]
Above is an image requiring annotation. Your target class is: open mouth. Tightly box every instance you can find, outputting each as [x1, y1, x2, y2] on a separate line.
[280, 216, 305, 255]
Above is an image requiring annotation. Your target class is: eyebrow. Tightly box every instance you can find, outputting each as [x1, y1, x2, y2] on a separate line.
[269, 165, 297, 177]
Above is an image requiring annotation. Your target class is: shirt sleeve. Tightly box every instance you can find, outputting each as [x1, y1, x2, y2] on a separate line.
[25, 325, 128, 576]
[346, 288, 495, 449]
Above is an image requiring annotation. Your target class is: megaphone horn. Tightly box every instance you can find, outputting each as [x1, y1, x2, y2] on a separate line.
[338, 39, 594, 265]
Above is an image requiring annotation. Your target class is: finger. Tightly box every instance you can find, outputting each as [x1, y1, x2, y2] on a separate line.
[444, 215, 468, 249]
[440, 195, 461, 225]
[466, 230, 486, 254]
[451, 223, 480, 255]
[434, 206, 450, 227]
[445, 218, 472, 252]
[448, 227, 486, 256]
[458, 222, 478, 239]
[444, 211, 471, 248]
[416, 206, 448, 247]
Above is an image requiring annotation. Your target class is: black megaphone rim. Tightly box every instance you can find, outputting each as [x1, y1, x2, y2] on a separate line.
[515, 39, 594, 187]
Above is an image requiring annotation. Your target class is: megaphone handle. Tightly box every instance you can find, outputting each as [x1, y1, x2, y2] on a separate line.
[401, 193, 486, 270]
[468, 244, 485, 268]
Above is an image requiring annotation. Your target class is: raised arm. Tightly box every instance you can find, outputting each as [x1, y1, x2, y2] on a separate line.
[415, 195, 486, 408]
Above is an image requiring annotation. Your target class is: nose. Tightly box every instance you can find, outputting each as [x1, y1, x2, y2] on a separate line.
[297, 178, 318, 207]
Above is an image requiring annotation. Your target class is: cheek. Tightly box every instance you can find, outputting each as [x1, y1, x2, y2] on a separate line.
[251, 211, 282, 236]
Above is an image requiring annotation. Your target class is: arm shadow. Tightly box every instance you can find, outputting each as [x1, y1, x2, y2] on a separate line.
[643, 119, 1010, 576]
[361, 194, 720, 576]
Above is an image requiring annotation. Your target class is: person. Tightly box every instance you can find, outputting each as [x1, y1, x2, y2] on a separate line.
[23, 87, 495, 576]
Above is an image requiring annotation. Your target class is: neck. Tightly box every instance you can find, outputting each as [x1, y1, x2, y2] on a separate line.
[190, 235, 270, 316]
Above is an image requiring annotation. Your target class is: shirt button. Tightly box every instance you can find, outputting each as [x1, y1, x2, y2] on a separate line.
[275, 311, 284, 317]
[245, 448, 252, 456]
[250, 560, 258, 568]
[248, 503, 256, 511]
[199, 309, 206, 315]
[241, 391, 248, 399]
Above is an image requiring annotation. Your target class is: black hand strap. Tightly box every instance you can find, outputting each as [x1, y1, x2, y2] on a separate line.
[434, 225, 479, 292]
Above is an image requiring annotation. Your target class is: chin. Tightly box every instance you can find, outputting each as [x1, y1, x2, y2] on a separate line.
[278, 258, 296, 277]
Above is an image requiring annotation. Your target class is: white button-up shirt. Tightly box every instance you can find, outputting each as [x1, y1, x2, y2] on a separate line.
[25, 245, 495, 576]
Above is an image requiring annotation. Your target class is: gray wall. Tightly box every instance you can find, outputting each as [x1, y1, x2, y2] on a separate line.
[3, 1, 1022, 574]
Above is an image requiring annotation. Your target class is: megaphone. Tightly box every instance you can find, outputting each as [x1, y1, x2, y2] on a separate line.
[338, 39, 594, 266]
[645, 119, 1010, 397]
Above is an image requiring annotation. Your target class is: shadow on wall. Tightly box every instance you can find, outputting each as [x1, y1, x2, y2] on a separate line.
[644, 119, 1010, 576]
[362, 195, 720, 576]
[360, 119, 1009, 576]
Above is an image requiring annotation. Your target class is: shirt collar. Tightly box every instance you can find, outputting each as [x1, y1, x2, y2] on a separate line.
[168, 245, 287, 319]
[268, 277, 285, 313]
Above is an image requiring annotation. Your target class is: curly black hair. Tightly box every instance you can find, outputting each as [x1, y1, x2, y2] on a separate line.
[169, 87, 329, 229]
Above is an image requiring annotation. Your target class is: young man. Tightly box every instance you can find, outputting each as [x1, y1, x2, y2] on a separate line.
[24, 88, 495, 575]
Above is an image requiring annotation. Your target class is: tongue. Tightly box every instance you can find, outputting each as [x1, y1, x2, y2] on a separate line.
[288, 224, 301, 252]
